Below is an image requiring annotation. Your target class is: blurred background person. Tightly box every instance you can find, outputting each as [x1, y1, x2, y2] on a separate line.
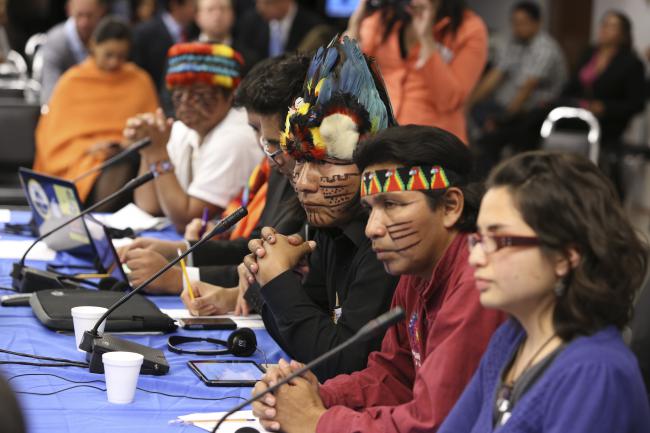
[39, 0, 108, 104]
[470, 0, 567, 176]
[33, 16, 158, 209]
[130, 0, 157, 25]
[346, 0, 488, 143]
[236, 0, 323, 67]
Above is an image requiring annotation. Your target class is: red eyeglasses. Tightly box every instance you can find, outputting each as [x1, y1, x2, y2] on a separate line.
[468, 233, 540, 254]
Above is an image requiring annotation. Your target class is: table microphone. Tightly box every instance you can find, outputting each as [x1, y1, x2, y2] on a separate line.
[78, 207, 248, 375]
[211, 307, 405, 433]
[11, 171, 156, 292]
[72, 138, 152, 183]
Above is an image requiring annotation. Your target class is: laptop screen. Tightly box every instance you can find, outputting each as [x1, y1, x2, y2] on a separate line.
[83, 216, 130, 286]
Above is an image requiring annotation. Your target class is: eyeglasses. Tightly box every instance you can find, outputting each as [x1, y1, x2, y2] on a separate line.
[468, 232, 540, 254]
[260, 136, 284, 165]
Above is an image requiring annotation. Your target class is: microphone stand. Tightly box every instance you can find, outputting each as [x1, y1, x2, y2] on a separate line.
[78, 207, 248, 375]
[211, 307, 405, 433]
[72, 138, 152, 183]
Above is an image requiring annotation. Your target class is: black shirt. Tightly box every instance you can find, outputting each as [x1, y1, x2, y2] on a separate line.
[246, 217, 399, 382]
[191, 170, 305, 287]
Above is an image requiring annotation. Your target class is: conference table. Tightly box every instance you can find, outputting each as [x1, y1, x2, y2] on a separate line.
[0, 210, 286, 433]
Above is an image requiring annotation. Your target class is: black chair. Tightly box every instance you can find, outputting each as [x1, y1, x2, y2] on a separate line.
[0, 97, 40, 206]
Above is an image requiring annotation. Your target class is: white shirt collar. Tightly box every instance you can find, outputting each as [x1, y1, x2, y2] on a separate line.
[161, 12, 184, 43]
[64, 17, 88, 63]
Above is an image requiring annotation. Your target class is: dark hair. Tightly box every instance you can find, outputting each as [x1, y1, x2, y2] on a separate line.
[163, 0, 191, 11]
[92, 16, 132, 45]
[512, 1, 541, 22]
[0, 374, 25, 433]
[487, 151, 648, 340]
[604, 10, 633, 51]
[354, 124, 481, 233]
[234, 53, 311, 129]
[380, 0, 466, 42]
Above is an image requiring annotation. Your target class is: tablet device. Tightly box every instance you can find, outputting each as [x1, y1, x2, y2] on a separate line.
[188, 360, 265, 387]
[178, 317, 237, 330]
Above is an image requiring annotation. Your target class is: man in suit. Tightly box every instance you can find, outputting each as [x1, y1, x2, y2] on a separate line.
[236, 0, 323, 66]
[39, 0, 107, 104]
[132, 0, 197, 93]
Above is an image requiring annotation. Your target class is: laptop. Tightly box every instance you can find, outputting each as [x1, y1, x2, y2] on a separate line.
[83, 215, 131, 287]
[18, 167, 91, 252]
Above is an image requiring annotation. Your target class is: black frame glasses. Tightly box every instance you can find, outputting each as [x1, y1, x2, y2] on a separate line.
[468, 232, 541, 254]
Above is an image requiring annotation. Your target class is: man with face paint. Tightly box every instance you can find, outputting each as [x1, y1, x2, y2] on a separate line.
[242, 37, 400, 381]
[250, 125, 505, 433]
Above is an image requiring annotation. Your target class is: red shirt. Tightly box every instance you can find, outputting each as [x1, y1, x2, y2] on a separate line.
[317, 233, 506, 433]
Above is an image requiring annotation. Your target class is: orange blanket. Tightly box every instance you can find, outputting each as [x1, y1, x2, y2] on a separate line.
[34, 58, 158, 201]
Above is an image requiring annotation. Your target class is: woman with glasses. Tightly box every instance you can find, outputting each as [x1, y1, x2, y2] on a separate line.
[438, 151, 650, 432]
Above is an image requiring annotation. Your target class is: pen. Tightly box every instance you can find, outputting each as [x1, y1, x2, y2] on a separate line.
[177, 248, 195, 301]
[169, 418, 257, 425]
[198, 206, 209, 238]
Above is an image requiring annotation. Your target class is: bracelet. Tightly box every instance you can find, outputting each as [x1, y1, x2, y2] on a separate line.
[149, 160, 174, 178]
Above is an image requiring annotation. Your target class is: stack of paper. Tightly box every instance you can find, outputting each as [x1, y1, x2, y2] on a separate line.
[93, 203, 169, 232]
[161, 309, 265, 329]
[173, 410, 270, 432]
[0, 209, 10, 223]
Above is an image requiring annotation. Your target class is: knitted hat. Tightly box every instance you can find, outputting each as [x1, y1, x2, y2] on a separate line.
[281, 36, 396, 162]
[166, 42, 244, 90]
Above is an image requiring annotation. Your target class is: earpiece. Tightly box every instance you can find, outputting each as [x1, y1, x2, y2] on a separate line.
[167, 328, 257, 356]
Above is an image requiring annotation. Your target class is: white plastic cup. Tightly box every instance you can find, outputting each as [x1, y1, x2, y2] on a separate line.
[102, 351, 144, 404]
[70, 306, 108, 352]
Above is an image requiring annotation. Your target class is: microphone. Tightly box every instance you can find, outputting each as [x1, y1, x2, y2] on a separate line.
[210, 307, 405, 433]
[72, 138, 152, 183]
[78, 207, 248, 375]
[11, 171, 155, 292]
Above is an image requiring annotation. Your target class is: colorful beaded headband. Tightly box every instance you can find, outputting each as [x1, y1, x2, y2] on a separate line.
[360, 166, 451, 197]
[166, 43, 244, 90]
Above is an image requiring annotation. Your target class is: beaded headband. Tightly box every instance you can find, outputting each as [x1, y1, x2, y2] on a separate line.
[360, 166, 451, 197]
[166, 43, 244, 90]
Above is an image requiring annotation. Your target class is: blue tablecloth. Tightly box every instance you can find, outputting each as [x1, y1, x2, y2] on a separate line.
[0, 211, 285, 433]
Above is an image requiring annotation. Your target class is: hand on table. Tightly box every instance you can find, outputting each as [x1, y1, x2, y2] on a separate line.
[117, 237, 187, 262]
[122, 248, 182, 294]
[180, 281, 239, 316]
[243, 227, 316, 287]
[252, 359, 323, 433]
[234, 263, 251, 316]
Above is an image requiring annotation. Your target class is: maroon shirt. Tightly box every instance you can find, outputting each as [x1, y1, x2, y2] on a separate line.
[317, 233, 506, 433]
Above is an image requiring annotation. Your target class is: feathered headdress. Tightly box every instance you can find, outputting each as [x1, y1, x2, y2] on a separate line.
[166, 43, 244, 90]
[281, 36, 396, 162]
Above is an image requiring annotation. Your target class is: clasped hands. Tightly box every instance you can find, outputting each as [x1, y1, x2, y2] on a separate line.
[242, 227, 316, 287]
[252, 359, 326, 433]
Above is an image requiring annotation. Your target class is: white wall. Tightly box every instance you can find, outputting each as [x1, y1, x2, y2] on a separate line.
[591, 0, 650, 55]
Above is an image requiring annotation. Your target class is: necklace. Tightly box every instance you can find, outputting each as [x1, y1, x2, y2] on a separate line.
[507, 333, 557, 385]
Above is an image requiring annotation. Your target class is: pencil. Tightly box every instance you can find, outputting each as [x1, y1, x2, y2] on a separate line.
[177, 248, 195, 301]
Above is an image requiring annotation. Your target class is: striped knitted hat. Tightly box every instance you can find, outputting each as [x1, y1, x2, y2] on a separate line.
[165, 43, 244, 90]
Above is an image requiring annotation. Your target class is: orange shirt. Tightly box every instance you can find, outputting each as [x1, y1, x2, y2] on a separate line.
[34, 59, 158, 200]
[359, 10, 488, 143]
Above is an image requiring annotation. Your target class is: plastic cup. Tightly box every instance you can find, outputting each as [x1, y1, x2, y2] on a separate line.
[102, 351, 143, 404]
[70, 306, 107, 352]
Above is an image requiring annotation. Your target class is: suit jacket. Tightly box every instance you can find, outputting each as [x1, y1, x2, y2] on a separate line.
[132, 15, 174, 91]
[235, 4, 324, 67]
[563, 47, 645, 142]
[192, 170, 305, 287]
[40, 22, 78, 104]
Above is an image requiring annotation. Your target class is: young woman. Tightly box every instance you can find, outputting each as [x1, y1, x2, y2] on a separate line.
[438, 151, 650, 432]
[346, 0, 487, 142]
[34, 16, 158, 207]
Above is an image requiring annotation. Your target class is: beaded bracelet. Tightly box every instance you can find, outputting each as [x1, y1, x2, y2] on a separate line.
[149, 160, 174, 178]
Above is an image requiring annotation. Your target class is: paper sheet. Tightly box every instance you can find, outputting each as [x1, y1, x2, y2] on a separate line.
[0, 239, 56, 261]
[0, 209, 10, 223]
[93, 203, 169, 232]
[175, 410, 270, 433]
[161, 309, 265, 329]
